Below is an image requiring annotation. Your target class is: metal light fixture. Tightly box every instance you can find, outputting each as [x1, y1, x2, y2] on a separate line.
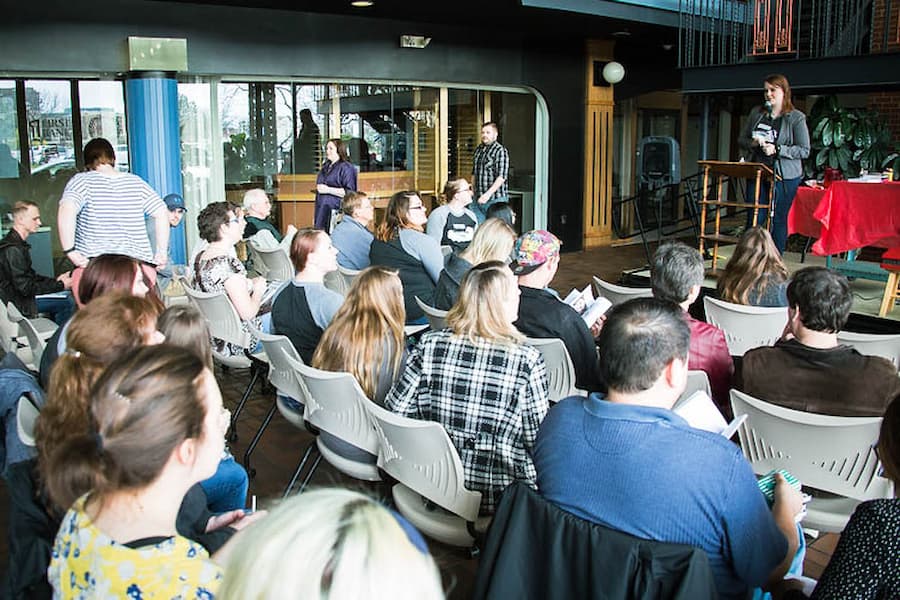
[602, 61, 625, 85]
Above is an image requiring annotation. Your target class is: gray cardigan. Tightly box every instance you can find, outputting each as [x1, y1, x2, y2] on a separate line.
[738, 107, 810, 181]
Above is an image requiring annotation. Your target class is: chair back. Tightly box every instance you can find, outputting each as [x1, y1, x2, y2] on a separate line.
[674, 370, 712, 410]
[440, 245, 453, 258]
[183, 285, 252, 350]
[730, 389, 892, 502]
[15, 317, 46, 367]
[592, 276, 653, 306]
[289, 358, 380, 455]
[366, 401, 481, 522]
[415, 296, 448, 331]
[525, 337, 579, 402]
[703, 296, 788, 356]
[324, 265, 360, 296]
[16, 394, 40, 447]
[252, 329, 309, 428]
[836, 331, 900, 369]
[249, 244, 294, 282]
[0, 302, 17, 352]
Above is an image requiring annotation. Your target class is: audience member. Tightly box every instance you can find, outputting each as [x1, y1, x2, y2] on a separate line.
[150, 193, 189, 293]
[45, 346, 225, 598]
[57, 137, 169, 270]
[370, 191, 443, 324]
[313, 266, 406, 405]
[331, 190, 374, 270]
[194, 201, 268, 356]
[0, 201, 73, 324]
[651, 241, 733, 409]
[271, 228, 343, 364]
[534, 298, 803, 600]
[386, 261, 549, 514]
[513, 230, 604, 393]
[314, 138, 357, 231]
[218, 488, 443, 600]
[426, 178, 477, 253]
[242, 188, 296, 244]
[718, 227, 789, 307]
[739, 266, 900, 416]
[486, 201, 516, 231]
[434, 217, 516, 310]
[158, 304, 250, 513]
[806, 393, 900, 598]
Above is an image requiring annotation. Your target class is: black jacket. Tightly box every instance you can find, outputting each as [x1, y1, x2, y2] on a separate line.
[473, 482, 718, 600]
[0, 229, 62, 318]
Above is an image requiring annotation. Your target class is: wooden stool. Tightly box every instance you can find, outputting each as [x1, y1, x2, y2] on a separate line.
[878, 248, 900, 317]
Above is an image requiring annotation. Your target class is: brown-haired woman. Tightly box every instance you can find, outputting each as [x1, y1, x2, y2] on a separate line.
[426, 178, 478, 253]
[369, 191, 444, 324]
[270, 228, 343, 364]
[45, 345, 227, 598]
[314, 138, 357, 231]
[717, 227, 789, 307]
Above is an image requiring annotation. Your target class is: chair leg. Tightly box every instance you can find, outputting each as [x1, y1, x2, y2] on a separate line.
[298, 452, 323, 493]
[227, 366, 262, 442]
[879, 272, 900, 317]
[242, 398, 278, 479]
[283, 438, 318, 498]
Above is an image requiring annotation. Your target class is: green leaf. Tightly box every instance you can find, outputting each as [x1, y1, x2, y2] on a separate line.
[834, 122, 844, 147]
[816, 147, 828, 167]
[822, 121, 833, 146]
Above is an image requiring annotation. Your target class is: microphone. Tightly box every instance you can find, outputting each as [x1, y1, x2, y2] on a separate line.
[764, 100, 773, 116]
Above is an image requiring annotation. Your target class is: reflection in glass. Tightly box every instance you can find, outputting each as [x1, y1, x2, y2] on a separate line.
[179, 82, 220, 257]
[78, 81, 128, 171]
[0, 80, 20, 179]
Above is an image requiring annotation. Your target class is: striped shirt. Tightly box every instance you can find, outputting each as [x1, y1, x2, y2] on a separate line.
[60, 170, 165, 262]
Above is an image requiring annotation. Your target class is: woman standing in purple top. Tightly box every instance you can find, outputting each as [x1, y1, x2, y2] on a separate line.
[314, 139, 357, 231]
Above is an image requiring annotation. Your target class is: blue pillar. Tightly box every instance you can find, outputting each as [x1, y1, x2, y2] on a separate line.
[125, 73, 186, 265]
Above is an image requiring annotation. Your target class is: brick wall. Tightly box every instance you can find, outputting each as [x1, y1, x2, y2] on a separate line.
[872, 0, 900, 52]
[868, 92, 900, 144]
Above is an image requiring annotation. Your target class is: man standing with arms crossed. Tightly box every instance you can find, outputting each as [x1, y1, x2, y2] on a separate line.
[472, 121, 509, 223]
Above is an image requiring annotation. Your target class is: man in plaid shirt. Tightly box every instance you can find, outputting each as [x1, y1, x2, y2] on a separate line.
[471, 122, 510, 223]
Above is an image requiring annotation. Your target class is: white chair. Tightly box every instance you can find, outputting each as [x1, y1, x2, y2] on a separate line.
[9, 310, 48, 368]
[365, 401, 487, 547]
[592, 276, 653, 306]
[525, 337, 583, 403]
[673, 370, 712, 410]
[16, 394, 41, 447]
[730, 389, 893, 533]
[415, 296, 448, 331]
[183, 285, 268, 441]
[242, 329, 311, 479]
[703, 296, 788, 356]
[247, 243, 294, 282]
[289, 358, 381, 492]
[5, 302, 57, 341]
[323, 265, 360, 296]
[836, 331, 900, 369]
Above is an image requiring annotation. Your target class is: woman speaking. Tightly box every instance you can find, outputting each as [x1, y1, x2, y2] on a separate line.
[738, 74, 810, 254]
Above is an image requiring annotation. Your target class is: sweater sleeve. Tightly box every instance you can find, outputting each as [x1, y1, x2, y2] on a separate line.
[399, 229, 444, 283]
[384, 343, 425, 418]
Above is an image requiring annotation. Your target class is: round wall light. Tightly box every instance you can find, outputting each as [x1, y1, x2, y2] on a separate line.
[602, 61, 625, 85]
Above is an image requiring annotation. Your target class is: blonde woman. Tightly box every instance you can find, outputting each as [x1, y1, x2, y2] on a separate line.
[386, 261, 550, 514]
[426, 178, 478, 253]
[433, 217, 516, 310]
[717, 227, 789, 307]
[313, 266, 406, 405]
[218, 488, 444, 600]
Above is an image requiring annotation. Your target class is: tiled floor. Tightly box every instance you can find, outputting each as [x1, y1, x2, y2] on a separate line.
[0, 241, 840, 596]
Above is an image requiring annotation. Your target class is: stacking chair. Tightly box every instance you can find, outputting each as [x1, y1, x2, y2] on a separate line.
[16, 394, 41, 447]
[5, 302, 57, 341]
[183, 285, 268, 441]
[703, 296, 788, 356]
[365, 401, 487, 548]
[524, 337, 583, 403]
[836, 330, 900, 369]
[247, 243, 293, 282]
[673, 370, 712, 410]
[730, 389, 893, 533]
[592, 276, 653, 306]
[287, 358, 381, 494]
[242, 329, 310, 478]
[414, 296, 448, 331]
[9, 309, 48, 368]
[323, 265, 360, 296]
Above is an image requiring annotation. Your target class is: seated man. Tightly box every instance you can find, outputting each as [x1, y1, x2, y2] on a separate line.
[651, 241, 733, 408]
[534, 298, 803, 600]
[0, 201, 73, 324]
[512, 230, 604, 393]
[242, 188, 296, 244]
[330, 191, 374, 270]
[739, 266, 900, 416]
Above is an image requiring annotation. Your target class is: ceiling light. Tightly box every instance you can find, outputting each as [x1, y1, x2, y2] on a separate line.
[351, 1, 374, 6]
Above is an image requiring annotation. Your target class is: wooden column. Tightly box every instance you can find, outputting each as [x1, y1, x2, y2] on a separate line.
[583, 40, 616, 248]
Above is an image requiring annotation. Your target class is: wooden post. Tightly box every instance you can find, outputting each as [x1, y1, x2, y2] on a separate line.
[583, 40, 616, 248]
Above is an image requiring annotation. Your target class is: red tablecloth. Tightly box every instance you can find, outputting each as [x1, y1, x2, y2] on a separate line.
[787, 181, 900, 255]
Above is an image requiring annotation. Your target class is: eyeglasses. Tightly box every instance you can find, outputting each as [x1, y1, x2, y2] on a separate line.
[228, 218, 241, 225]
[409, 205, 425, 211]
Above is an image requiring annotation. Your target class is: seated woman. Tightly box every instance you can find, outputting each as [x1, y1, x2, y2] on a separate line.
[313, 266, 407, 405]
[426, 178, 478, 253]
[270, 228, 344, 365]
[45, 346, 226, 598]
[385, 261, 550, 514]
[369, 191, 443, 324]
[486, 201, 517, 231]
[159, 304, 250, 514]
[433, 217, 516, 310]
[194, 201, 268, 355]
[217, 488, 443, 600]
[717, 227, 789, 307]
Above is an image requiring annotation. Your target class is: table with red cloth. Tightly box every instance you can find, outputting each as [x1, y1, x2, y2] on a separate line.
[788, 181, 900, 255]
